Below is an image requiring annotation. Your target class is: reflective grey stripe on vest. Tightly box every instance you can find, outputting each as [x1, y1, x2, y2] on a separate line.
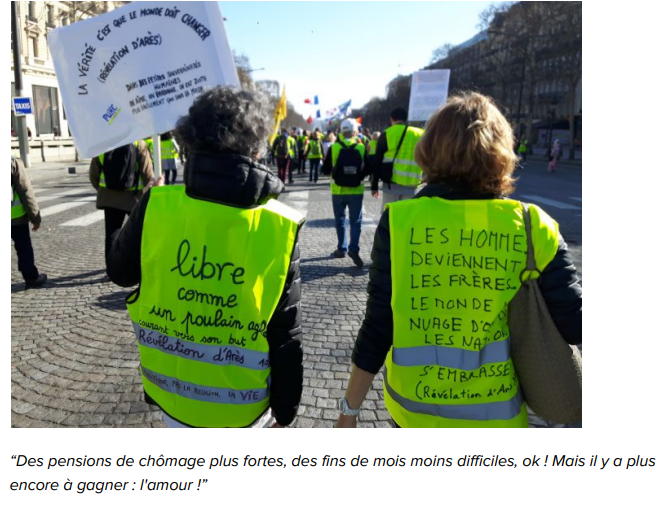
[393, 168, 422, 180]
[134, 323, 269, 370]
[141, 365, 269, 405]
[392, 338, 510, 370]
[384, 368, 523, 421]
[393, 158, 419, 167]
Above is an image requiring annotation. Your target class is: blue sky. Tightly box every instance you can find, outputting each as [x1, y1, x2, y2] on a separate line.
[219, 1, 496, 116]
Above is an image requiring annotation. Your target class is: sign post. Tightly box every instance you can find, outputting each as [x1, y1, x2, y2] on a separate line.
[11, 2, 31, 167]
[407, 69, 451, 124]
[47, 1, 239, 159]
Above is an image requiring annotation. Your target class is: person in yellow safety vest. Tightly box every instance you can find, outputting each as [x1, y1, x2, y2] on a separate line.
[366, 131, 380, 176]
[107, 86, 306, 428]
[336, 92, 582, 428]
[305, 130, 324, 183]
[272, 129, 297, 184]
[518, 138, 529, 167]
[11, 157, 47, 289]
[145, 132, 180, 185]
[89, 140, 154, 266]
[371, 107, 425, 210]
[296, 128, 309, 175]
[321, 118, 367, 268]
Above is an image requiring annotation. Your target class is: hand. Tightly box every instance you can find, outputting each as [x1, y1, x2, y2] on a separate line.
[372, 190, 380, 199]
[334, 414, 357, 428]
[154, 174, 165, 187]
[32, 222, 41, 232]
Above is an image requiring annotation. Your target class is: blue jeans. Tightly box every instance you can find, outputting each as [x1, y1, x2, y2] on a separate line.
[332, 193, 363, 253]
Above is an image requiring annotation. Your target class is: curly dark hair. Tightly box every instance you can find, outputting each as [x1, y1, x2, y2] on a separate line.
[175, 86, 270, 157]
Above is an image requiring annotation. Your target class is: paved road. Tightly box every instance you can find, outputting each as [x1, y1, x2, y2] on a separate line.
[11, 163, 582, 428]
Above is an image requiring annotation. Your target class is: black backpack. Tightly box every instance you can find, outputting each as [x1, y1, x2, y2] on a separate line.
[332, 140, 364, 187]
[275, 136, 289, 157]
[101, 144, 139, 191]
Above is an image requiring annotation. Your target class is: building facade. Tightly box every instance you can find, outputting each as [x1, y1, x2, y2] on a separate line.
[11, 1, 129, 140]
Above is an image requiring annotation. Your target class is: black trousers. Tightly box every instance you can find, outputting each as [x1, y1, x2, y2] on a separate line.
[164, 169, 178, 185]
[104, 208, 130, 263]
[11, 223, 39, 282]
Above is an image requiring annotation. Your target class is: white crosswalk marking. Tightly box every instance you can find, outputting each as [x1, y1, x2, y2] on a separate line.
[60, 210, 105, 227]
[362, 206, 379, 229]
[520, 195, 581, 210]
[38, 188, 94, 203]
[40, 200, 91, 217]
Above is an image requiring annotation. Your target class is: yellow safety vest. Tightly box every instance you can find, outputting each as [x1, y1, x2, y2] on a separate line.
[98, 141, 144, 191]
[385, 197, 559, 427]
[368, 139, 378, 155]
[11, 184, 26, 219]
[307, 139, 324, 160]
[160, 138, 179, 160]
[127, 185, 304, 427]
[384, 124, 424, 186]
[329, 136, 366, 196]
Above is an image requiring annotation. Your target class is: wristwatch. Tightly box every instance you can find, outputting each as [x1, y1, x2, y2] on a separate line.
[339, 398, 361, 416]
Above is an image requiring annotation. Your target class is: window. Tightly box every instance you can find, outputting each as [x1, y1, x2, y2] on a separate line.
[28, 37, 38, 60]
[61, 15, 68, 26]
[28, 2, 37, 21]
[47, 5, 55, 26]
[32, 85, 61, 136]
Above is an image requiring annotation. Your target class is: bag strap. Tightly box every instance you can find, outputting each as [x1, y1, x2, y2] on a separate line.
[392, 125, 409, 160]
[520, 202, 541, 282]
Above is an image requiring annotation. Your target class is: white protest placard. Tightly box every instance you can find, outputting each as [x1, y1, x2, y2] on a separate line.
[407, 69, 451, 122]
[47, 2, 239, 158]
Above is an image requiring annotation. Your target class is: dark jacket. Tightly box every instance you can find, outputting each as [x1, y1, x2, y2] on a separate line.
[353, 182, 583, 374]
[107, 152, 304, 427]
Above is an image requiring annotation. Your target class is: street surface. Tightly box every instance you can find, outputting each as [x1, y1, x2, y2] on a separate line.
[11, 158, 581, 428]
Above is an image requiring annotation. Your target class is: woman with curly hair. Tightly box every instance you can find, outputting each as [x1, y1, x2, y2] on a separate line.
[108, 86, 305, 428]
[336, 92, 582, 428]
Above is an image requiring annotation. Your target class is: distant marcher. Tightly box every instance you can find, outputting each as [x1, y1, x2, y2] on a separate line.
[296, 129, 308, 174]
[372, 107, 425, 210]
[11, 157, 47, 289]
[322, 132, 336, 159]
[336, 92, 582, 428]
[518, 138, 529, 166]
[548, 139, 561, 172]
[89, 141, 154, 265]
[321, 119, 367, 267]
[108, 86, 305, 428]
[160, 132, 180, 185]
[272, 129, 296, 184]
[305, 131, 324, 183]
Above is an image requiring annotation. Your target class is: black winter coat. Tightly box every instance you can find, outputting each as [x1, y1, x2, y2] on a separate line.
[107, 152, 304, 427]
[353, 182, 583, 374]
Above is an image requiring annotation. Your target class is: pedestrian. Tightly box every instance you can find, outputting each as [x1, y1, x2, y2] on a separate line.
[366, 131, 381, 176]
[11, 157, 47, 289]
[518, 137, 529, 166]
[322, 131, 335, 159]
[89, 140, 154, 267]
[371, 107, 425, 210]
[107, 86, 305, 428]
[159, 132, 180, 185]
[321, 119, 367, 267]
[296, 128, 308, 174]
[335, 92, 582, 428]
[305, 130, 324, 183]
[548, 139, 561, 172]
[272, 129, 296, 184]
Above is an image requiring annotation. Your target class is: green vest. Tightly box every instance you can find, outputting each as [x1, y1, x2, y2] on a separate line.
[384, 124, 424, 187]
[11, 184, 26, 219]
[329, 136, 366, 195]
[288, 136, 297, 158]
[98, 141, 144, 191]
[127, 186, 304, 427]
[385, 197, 559, 427]
[368, 139, 378, 155]
[160, 138, 179, 160]
[307, 139, 323, 160]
